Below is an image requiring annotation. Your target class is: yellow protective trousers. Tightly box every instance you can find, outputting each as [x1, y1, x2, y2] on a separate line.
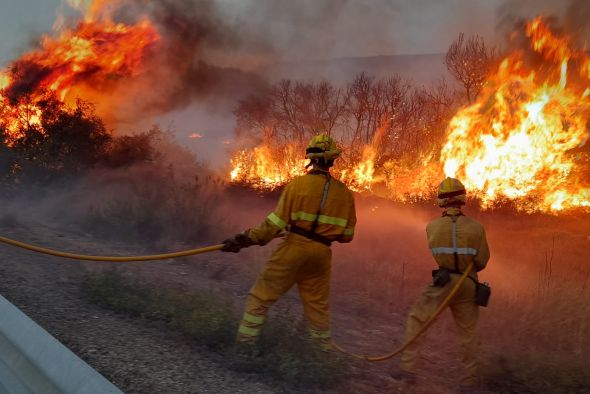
[237, 233, 332, 347]
[400, 274, 479, 386]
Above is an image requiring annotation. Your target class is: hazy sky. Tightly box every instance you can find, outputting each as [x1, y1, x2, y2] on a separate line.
[2, 1, 579, 68]
[212, 0, 502, 61]
[0, 0, 61, 65]
[0, 0, 509, 67]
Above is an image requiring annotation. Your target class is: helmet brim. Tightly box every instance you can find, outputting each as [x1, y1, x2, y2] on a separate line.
[306, 149, 341, 160]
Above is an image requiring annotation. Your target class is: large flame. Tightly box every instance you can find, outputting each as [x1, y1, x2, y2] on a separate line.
[442, 17, 590, 212]
[0, 0, 159, 144]
[229, 17, 590, 213]
[230, 143, 307, 190]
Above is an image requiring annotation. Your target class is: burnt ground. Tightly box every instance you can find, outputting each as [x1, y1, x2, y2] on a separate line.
[0, 197, 588, 393]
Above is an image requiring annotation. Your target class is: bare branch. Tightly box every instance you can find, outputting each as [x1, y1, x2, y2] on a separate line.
[445, 33, 497, 103]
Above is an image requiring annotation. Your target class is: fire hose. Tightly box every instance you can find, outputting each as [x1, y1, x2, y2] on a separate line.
[331, 263, 474, 361]
[0, 234, 472, 362]
[0, 235, 224, 261]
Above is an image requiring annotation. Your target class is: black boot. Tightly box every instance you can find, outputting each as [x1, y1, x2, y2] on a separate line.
[389, 364, 417, 384]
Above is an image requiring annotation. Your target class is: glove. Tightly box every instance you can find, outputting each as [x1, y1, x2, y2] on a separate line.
[221, 231, 253, 253]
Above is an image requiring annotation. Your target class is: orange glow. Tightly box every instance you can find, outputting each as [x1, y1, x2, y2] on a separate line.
[0, 1, 159, 145]
[229, 138, 443, 200]
[229, 122, 444, 200]
[229, 17, 590, 213]
[442, 17, 590, 212]
[230, 144, 307, 190]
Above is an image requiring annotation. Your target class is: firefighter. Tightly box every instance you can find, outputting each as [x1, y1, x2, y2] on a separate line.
[222, 134, 356, 352]
[392, 177, 490, 389]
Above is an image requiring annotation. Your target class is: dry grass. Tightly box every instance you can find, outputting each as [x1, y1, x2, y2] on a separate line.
[82, 166, 225, 246]
[329, 201, 590, 391]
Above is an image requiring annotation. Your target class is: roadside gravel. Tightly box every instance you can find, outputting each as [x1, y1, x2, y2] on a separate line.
[0, 222, 280, 394]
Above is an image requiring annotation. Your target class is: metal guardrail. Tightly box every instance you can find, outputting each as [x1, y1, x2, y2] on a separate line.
[0, 295, 123, 394]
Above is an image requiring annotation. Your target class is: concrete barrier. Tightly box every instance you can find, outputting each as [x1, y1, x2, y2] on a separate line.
[0, 295, 123, 394]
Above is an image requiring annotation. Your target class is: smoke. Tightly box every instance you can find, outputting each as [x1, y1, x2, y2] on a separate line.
[210, 0, 401, 62]
[98, 0, 400, 124]
[4, 61, 52, 105]
[84, 0, 269, 125]
[496, 0, 590, 43]
[100, 0, 498, 125]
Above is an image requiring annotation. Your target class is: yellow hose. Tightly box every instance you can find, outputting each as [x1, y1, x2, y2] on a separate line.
[332, 263, 474, 361]
[0, 235, 223, 262]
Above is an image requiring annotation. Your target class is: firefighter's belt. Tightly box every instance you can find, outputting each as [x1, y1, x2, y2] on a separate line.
[289, 225, 332, 246]
[445, 268, 479, 286]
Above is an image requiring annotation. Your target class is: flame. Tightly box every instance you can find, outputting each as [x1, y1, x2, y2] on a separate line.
[442, 17, 590, 212]
[230, 144, 307, 190]
[229, 17, 590, 213]
[230, 123, 443, 199]
[229, 139, 442, 200]
[0, 0, 159, 144]
[339, 147, 377, 192]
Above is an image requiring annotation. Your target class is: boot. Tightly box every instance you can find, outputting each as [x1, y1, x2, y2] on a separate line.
[389, 364, 417, 384]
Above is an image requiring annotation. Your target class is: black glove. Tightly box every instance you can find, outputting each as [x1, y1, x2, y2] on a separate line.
[221, 232, 253, 253]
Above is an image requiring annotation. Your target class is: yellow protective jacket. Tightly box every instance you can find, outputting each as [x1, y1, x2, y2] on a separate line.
[426, 207, 490, 279]
[247, 171, 356, 245]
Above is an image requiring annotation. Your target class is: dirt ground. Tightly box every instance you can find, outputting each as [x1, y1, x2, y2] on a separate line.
[0, 193, 588, 393]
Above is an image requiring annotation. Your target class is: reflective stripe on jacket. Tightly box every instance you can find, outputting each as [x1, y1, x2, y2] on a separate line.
[426, 207, 490, 278]
[247, 172, 356, 245]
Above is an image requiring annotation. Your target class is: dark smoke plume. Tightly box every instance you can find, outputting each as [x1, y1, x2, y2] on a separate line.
[104, 0, 269, 122]
[496, 0, 590, 44]
[5, 61, 52, 104]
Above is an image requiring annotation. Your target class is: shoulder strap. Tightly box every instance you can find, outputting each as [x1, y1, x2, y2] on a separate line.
[450, 215, 480, 284]
[311, 174, 331, 233]
[451, 215, 460, 273]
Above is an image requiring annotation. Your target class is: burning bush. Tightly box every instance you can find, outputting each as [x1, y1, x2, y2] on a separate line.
[0, 95, 163, 187]
[230, 18, 590, 214]
[231, 73, 454, 198]
[0, 95, 111, 186]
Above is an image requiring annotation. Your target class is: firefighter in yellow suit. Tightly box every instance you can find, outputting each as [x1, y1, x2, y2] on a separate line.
[222, 134, 356, 350]
[394, 177, 490, 388]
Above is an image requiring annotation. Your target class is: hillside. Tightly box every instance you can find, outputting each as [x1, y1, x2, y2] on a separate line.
[258, 53, 449, 85]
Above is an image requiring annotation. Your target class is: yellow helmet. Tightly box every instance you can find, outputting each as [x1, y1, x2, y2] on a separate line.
[437, 177, 466, 207]
[305, 134, 341, 161]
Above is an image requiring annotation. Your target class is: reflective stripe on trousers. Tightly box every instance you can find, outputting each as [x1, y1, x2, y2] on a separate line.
[237, 312, 266, 341]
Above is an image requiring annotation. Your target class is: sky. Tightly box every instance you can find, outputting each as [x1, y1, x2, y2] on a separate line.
[0, 0, 61, 65]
